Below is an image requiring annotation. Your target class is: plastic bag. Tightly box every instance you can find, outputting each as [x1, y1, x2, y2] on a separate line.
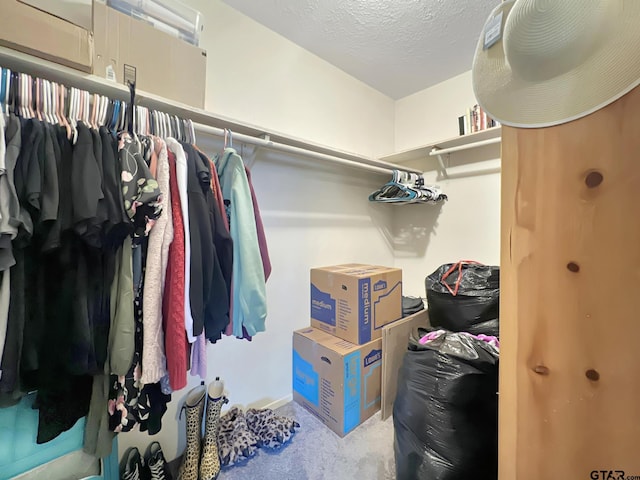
[425, 262, 500, 336]
[393, 329, 499, 480]
[402, 296, 425, 317]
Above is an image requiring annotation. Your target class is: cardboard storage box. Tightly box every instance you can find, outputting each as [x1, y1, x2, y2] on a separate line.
[310, 264, 402, 344]
[0, 0, 93, 72]
[20, 0, 93, 30]
[293, 327, 382, 437]
[93, 2, 207, 108]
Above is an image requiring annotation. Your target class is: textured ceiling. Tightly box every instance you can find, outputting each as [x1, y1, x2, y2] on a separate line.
[222, 0, 497, 99]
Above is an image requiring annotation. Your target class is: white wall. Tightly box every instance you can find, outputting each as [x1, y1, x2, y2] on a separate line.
[116, 5, 501, 463]
[187, 0, 396, 159]
[117, 0, 397, 461]
[392, 70, 501, 296]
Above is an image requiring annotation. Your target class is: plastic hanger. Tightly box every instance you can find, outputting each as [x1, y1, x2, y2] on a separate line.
[21, 74, 27, 118]
[35, 78, 43, 121]
[69, 87, 79, 142]
[145, 107, 150, 136]
[189, 119, 196, 144]
[50, 82, 58, 125]
[101, 95, 109, 128]
[22, 75, 29, 118]
[18, 74, 24, 118]
[1, 69, 9, 115]
[112, 100, 119, 130]
[42, 80, 49, 123]
[95, 95, 102, 128]
[60, 84, 72, 139]
[79, 90, 86, 125]
[181, 118, 187, 143]
[89, 93, 96, 129]
[19, 74, 25, 118]
[100, 97, 111, 126]
[42, 80, 50, 123]
[175, 115, 181, 141]
[28, 76, 36, 119]
[6, 70, 12, 115]
[0, 68, 6, 114]
[175, 116, 181, 142]
[158, 111, 164, 138]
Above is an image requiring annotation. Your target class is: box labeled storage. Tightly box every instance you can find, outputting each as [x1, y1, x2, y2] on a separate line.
[0, 0, 93, 72]
[310, 264, 402, 344]
[292, 327, 382, 437]
[93, 2, 207, 108]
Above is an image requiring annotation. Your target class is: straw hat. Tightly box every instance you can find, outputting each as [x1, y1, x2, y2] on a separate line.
[472, 0, 640, 128]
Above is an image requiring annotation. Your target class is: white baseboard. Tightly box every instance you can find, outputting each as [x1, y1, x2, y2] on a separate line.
[263, 394, 293, 411]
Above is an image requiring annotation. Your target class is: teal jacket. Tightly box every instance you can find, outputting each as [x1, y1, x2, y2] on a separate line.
[215, 148, 267, 336]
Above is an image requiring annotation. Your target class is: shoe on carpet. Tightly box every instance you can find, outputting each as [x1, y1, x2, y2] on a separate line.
[246, 408, 300, 450]
[120, 447, 145, 480]
[218, 407, 259, 467]
[144, 441, 172, 480]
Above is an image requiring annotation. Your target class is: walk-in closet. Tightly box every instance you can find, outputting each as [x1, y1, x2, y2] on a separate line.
[1, 1, 638, 479]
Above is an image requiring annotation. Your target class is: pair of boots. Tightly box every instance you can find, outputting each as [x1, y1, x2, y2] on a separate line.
[177, 378, 228, 480]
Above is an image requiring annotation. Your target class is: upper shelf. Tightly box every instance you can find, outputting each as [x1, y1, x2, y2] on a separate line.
[380, 127, 501, 164]
[0, 46, 422, 176]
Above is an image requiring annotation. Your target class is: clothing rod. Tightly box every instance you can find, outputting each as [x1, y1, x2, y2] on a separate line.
[429, 137, 501, 156]
[0, 46, 421, 177]
[194, 123, 399, 175]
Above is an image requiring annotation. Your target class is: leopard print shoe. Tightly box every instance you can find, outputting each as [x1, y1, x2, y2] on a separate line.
[200, 378, 227, 480]
[177, 385, 206, 480]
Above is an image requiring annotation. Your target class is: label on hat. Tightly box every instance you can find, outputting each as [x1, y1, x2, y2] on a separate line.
[483, 10, 504, 50]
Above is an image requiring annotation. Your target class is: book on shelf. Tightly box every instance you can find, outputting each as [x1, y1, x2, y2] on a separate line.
[458, 104, 500, 136]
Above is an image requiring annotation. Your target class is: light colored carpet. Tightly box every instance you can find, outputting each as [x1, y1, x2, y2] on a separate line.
[217, 402, 396, 480]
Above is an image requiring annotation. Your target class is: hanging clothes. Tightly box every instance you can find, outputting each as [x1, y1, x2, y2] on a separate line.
[165, 138, 196, 344]
[244, 165, 271, 282]
[162, 148, 188, 392]
[141, 137, 173, 386]
[182, 142, 229, 342]
[196, 147, 233, 343]
[214, 148, 267, 338]
[0, 68, 272, 454]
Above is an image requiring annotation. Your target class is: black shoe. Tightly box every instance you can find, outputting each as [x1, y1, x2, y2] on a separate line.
[120, 447, 145, 480]
[144, 441, 172, 480]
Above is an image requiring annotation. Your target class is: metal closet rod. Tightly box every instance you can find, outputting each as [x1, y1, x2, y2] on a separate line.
[0, 48, 418, 178]
[0, 48, 416, 178]
[194, 123, 409, 175]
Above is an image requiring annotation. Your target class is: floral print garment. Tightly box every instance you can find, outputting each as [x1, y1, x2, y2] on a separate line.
[117, 132, 162, 238]
[108, 242, 146, 434]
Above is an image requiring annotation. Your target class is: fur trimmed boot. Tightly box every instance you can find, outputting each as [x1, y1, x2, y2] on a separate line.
[177, 385, 206, 480]
[199, 377, 228, 480]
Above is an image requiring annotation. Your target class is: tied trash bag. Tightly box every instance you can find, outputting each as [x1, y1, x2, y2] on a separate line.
[425, 262, 500, 336]
[393, 329, 499, 480]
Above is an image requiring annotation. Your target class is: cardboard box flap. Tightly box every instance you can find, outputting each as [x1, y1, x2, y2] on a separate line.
[313, 264, 399, 277]
[294, 328, 359, 355]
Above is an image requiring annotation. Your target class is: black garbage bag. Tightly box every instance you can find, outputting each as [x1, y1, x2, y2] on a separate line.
[425, 262, 500, 336]
[393, 329, 499, 480]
